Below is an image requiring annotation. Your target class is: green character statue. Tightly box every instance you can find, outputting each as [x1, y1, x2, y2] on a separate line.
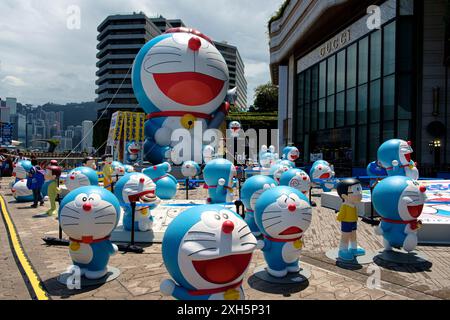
[45, 164, 62, 216]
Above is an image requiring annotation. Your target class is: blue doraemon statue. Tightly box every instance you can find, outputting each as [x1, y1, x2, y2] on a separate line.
[279, 169, 311, 196]
[372, 176, 426, 252]
[282, 146, 300, 163]
[125, 141, 141, 164]
[366, 160, 387, 187]
[258, 145, 277, 169]
[124, 164, 135, 173]
[114, 173, 159, 232]
[11, 179, 34, 202]
[13, 160, 33, 183]
[59, 186, 121, 279]
[276, 159, 296, 169]
[132, 28, 233, 164]
[143, 162, 178, 200]
[160, 205, 257, 300]
[309, 160, 336, 192]
[65, 167, 99, 192]
[377, 139, 419, 180]
[241, 175, 277, 237]
[269, 163, 290, 183]
[203, 159, 236, 204]
[255, 186, 312, 278]
[111, 161, 125, 182]
[181, 161, 201, 179]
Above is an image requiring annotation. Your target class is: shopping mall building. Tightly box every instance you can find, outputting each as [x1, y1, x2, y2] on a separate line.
[270, 0, 450, 174]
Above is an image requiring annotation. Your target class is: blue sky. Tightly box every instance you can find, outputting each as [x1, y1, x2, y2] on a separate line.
[0, 0, 281, 107]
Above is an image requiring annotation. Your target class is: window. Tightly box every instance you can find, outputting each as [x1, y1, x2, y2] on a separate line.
[311, 65, 319, 101]
[336, 50, 346, 92]
[357, 126, 367, 164]
[304, 103, 310, 132]
[383, 121, 395, 141]
[370, 30, 382, 80]
[369, 124, 380, 160]
[327, 56, 335, 96]
[305, 69, 311, 104]
[398, 74, 412, 119]
[336, 92, 345, 127]
[347, 44, 357, 88]
[311, 101, 318, 131]
[319, 99, 326, 129]
[327, 96, 335, 128]
[384, 22, 396, 75]
[398, 120, 410, 139]
[358, 38, 369, 84]
[383, 75, 395, 121]
[347, 88, 356, 125]
[370, 80, 381, 123]
[358, 84, 368, 124]
[319, 61, 327, 98]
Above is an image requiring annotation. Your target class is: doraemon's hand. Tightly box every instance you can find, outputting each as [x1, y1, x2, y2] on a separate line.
[256, 240, 265, 250]
[392, 160, 399, 168]
[112, 244, 118, 255]
[218, 178, 226, 186]
[160, 279, 176, 296]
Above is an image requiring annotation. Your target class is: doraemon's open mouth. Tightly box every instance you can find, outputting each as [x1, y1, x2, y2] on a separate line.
[153, 72, 224, 106]
[279, 226, 303, 236]
[128, 190, 156, 203]
[407, 204, 423, 218]
[129, 148, 140, 154]
[192, 253, 252, 285]
[405, 153, 412, 162]
[319, 173, 330, 179]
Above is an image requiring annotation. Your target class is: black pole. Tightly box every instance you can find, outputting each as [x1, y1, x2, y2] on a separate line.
[130, 201, 136, 245]
[185, 178, 189, 200]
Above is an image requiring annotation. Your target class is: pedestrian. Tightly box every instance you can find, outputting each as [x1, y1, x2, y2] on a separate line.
[27, 158, 45, 208]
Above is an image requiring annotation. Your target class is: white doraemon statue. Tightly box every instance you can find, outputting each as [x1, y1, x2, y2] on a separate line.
[132, 27, 234, 164]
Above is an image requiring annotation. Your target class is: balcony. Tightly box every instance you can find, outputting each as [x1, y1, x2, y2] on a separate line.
[97, 33, 146, 50]
[96, 64, 132, 77]
[97, 44, 143, 59]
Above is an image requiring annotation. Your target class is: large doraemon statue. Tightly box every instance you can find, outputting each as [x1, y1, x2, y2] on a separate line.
[258, 145, 277, 169]
[125, 141, 141, 164]
[59, 186, 121, 279]
[132, 27, 232, 164]
[160, 205, 257, 300]
[372, 176, 426, 252]
[366, 160, 387, 187]
[254, 186, 312, 278]
[228, 121, 242, 138]
[203, 158, 236, 204]
[269, 163, 290, 183]
[65, 167, 99, 192]
[241, 175, 277, 237]
[11, 179, 34, 202]
[143, 162, 178, 200]
[280, 169, 311, 196]
[377, 139, 419, 180]
[309, 160, 336, 192]
[111, 161, 126, 182]
[114, 173, 159, 232]
[181, 161, 201, 179]
[282, 146, 300, 163]
[12, 160, 33, 184]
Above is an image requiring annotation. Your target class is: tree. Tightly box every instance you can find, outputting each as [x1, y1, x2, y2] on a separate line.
[253, 83, 278, 112]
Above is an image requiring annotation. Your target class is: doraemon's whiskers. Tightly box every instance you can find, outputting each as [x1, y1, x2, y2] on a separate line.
[95, 222, 114, 225]
[265, 220, 282, 229]
[188, 231, 215, 237]
[60, 214, 79, 220]
[62, 223, 79, 226]
[148, 52, 182, 57]
[92, 205, 113, 214]
[238, 225, 249, 233]
[262, 215, 281, 222]
[64, 206, 80, 214]
[240, 232, 252, 240]
[206, 64, 227, 77]
[241, 242, 257, 246]
[94, 213, 116, 219]
[146, 61, 182, 69]
[184, 239, 217, 243]
[154, 45, 181, 51]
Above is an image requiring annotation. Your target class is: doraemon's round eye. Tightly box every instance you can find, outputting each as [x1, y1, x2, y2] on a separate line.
[277, 195, 289, 209]
[74, 193, 89, 207]
[221, 211, 229, 220]
[201, 211, 222, 229]
[318, 166, 323, 170]
[88, 194, 102, 207]
[215, 214, 221, 220]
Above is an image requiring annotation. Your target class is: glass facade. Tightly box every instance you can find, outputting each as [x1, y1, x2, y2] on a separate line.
[295, 19, 414, 167]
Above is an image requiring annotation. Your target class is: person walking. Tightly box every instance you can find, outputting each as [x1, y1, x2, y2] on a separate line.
[27, 159, 45, 208]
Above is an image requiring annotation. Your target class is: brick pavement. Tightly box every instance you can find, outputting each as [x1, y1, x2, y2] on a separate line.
[0, 178, 447, 300]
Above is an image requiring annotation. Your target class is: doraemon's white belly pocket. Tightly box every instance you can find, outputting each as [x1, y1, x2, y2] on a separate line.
[282, 241, 302, 264]
[69, 242, 93, 265]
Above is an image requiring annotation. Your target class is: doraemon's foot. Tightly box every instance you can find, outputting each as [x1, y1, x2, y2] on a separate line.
[85, 268, 108, 280]
[403, 234, 418, 252]
[383, 239, 393, 251]
[266, 267, 288, 278]
[338, 249, 354, 261]
[138, 221, 153, 232]
[350, 247, 366, 256]
[287, 264, 300, 273]
[46, 210, 56, 216]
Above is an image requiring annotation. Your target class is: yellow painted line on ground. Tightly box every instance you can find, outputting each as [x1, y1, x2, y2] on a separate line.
[0, 196, 50, 300]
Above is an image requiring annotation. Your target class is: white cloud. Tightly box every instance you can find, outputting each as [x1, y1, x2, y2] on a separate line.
[1, 75, 26, 87]
[0, 0, 281, 107]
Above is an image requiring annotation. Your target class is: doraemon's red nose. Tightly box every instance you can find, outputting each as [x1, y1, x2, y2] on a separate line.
[288, 204, 297, 212]
[188, 36, 201, 51]
[407, 140, 412, 146]
[419, 185, 427, 193]
[83, 203, 92, 212]
[303, 176, 307, 181]
[222, 220, 234, 234]
[139, 178, 145, 184]
[70, 175, 75, 180]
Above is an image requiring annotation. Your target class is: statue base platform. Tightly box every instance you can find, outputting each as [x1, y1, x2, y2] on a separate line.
[374, 249, 429, 266]
[57, 266, 120, 287]
[325, 248, 376, 266]
[252, 265, 311, 284]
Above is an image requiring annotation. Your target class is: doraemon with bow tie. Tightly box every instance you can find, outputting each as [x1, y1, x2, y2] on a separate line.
[132, 27, 233, 164]
[65, 167, 99, 192]
[241, 175, 277, 237]
[59, 186, 121, 279]
[114, 173, 159, 232]
[377, 139, 419, 180]
[160, 205, 257, 300]
[254, 186, 312, 278]
[279, 169, 311, 196]
[143, 162, 178, 200]
[203, 158, 237, 204]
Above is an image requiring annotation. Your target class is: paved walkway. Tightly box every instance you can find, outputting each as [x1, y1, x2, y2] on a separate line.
[0, 178, 447, 300]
